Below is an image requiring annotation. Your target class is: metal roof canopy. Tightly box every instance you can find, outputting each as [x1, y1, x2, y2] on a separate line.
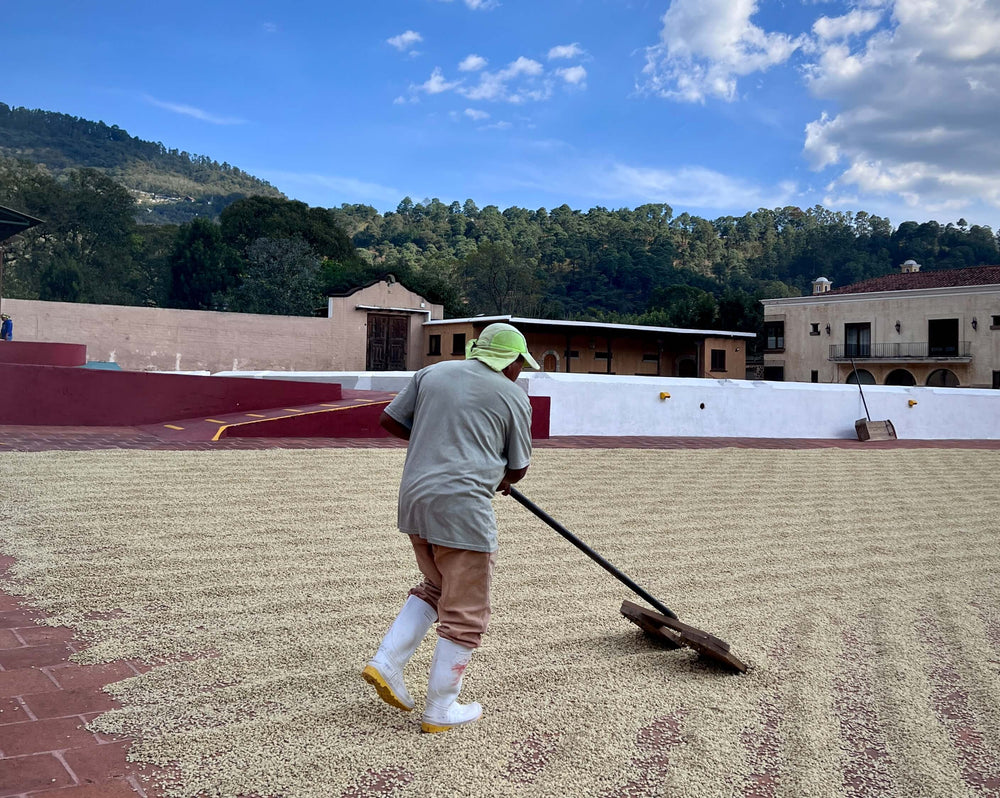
[425, 314, 757, 339]
[0, 205, 43, 242]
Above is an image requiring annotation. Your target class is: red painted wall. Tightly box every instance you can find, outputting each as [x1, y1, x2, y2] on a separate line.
[220, 402, 391, 439]
[0, 341, 87, 367]
[529, 396, 550, 439]
[220, 395, 551, 439]
[0, 364, 342, 426]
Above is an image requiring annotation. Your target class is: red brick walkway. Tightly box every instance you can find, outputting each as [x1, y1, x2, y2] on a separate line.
[4, 426, 1000, 452]
[0, 557, 152, 798]
[3, 425, 1000, 797]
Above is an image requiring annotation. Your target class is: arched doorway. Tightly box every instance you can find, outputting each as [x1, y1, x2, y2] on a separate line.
[542, 351, 558, 372]
[926, 369, 959, 387]
[846, 369, 875, 384]
[885, 369, 916, 386]
[677, 358, 697, 378]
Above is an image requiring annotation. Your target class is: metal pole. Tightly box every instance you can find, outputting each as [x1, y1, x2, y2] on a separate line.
[0, 245, 4, 319]
[850, 356, 872, 421]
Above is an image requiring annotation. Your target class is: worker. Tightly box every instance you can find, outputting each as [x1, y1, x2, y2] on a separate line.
[0, 314, 11, 341]
[364, 322, 538, 732]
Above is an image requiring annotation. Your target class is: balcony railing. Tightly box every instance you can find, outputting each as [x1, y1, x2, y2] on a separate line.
[829, 341, 971, 360]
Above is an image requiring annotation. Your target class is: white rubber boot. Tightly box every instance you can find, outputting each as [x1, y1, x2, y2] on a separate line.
[421, 636, 482, 733]
[362, 595, 437, 711]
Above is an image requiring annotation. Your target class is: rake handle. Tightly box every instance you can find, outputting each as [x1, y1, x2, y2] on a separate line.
[850, 356, 872, 421]
[509, 487, 679, 620]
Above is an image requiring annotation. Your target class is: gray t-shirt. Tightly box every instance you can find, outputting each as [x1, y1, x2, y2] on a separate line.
[385, 358, 533, 553]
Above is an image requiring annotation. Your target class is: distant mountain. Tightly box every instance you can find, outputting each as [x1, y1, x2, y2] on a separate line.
[0, 102, 284, 224]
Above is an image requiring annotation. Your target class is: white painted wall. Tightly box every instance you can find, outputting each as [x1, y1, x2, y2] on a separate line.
[213, 370, 415, 392]
[215, 370, 1000, 440]
[522, 373, 1000, 439]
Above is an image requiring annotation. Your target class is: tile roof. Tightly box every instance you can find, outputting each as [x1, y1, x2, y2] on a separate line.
[830, 265, 1000, 294]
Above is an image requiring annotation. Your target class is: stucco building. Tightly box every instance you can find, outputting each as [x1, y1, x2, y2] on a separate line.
[760, 262, 1000, 388]
[3, 277, 752, 377]
[422, 315, 753, 379]
[3, 279, 444, 373]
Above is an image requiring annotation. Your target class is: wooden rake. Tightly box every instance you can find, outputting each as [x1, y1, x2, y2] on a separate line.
[510, 488, 747, 674]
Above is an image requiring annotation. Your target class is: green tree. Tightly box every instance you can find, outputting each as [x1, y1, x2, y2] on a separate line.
[647, 284, 719, 328]
[168, 218, 240, 310]
[219, 196, 359, 263]
[38, 256, 83, 302]
[460, 241, 541, 315]
[223, 237, 322, 316]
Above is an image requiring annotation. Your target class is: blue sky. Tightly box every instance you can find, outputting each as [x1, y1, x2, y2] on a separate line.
[5, 0, 1000, 230]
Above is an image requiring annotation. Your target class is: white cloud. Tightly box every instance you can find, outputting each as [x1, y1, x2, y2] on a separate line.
[812, 9, 882, 41]
[434, 0, 498, 8]
[803, 0, 1000, 216]
[459, 54, 487, 71]
[143, 95, 246, 125]
[388, 30, 422, 52]
[641, 0, 805, 102]
[548, 43, 585, 60]
[407, 55, 585, 106]
[459, 56, 551, 102]
[262, 22, 278, 34]
[600, 162, 797, 209]
[418, 67, 461, 94]
[465, 108, 490, 120]
[259, 171, 402, 206]
[504, 56, 544, 77]
[557, 66, 587, 86]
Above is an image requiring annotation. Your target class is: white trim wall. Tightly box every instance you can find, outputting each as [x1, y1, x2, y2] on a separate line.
[220, 370, 1000, 440]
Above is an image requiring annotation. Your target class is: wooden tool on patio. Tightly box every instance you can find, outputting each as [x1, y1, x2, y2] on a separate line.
[510, 488, 747, 674]
[851, 356, 897, 441]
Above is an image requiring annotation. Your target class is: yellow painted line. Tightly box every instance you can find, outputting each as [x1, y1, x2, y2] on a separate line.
[212, 400, 392, 441]
[245, 413, 267, 418]
[205, 419, 226, 424]
[283, 408, 305, 413]
[164, 424, 184, 431]
[320, 403, 341, 407]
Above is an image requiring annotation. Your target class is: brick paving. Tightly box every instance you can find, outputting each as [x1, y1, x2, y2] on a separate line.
[0, 557, 153, 798]
[2, 423, 1000, 797]
[3, 425, 1000, 452]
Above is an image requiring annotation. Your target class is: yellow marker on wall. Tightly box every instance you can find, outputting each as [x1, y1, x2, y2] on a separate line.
[659, 392, 671, 400]
[908, 399, 918, 407]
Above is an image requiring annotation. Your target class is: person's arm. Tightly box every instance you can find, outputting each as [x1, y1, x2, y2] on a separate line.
[497, 465, 528, 495]
[380, 410, 411, 441]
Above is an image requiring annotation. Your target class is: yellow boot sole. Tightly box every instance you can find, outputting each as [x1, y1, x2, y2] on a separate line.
[421, 712, 481, 733]
[421, 721, 456, 733]
[362, 665, 413, 711]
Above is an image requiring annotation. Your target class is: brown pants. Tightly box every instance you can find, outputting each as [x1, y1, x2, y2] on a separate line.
[407, 535, 495, 649]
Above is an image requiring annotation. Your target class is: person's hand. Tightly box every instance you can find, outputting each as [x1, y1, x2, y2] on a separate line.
[497, 479, 513, 496]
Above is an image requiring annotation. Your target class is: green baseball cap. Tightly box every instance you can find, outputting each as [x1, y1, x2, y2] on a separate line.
[466, 322, 540, 372]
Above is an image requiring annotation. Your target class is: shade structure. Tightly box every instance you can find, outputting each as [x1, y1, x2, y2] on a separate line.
[0, 204, 43, 242]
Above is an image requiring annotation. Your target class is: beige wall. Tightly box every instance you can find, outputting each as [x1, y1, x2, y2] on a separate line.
[762, 285, 1000, 387]
[2, 280, 443, 372]
[701, 336, 744, 379]
[329, 281, 443, 371]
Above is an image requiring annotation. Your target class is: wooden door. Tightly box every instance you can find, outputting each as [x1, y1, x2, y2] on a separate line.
[366, 314, 408, 370]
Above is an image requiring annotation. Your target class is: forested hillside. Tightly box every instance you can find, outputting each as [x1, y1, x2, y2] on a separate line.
[1, 101, 998, 354]
[325, 198, 1000, 344]
[0, 103, 283, 223]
